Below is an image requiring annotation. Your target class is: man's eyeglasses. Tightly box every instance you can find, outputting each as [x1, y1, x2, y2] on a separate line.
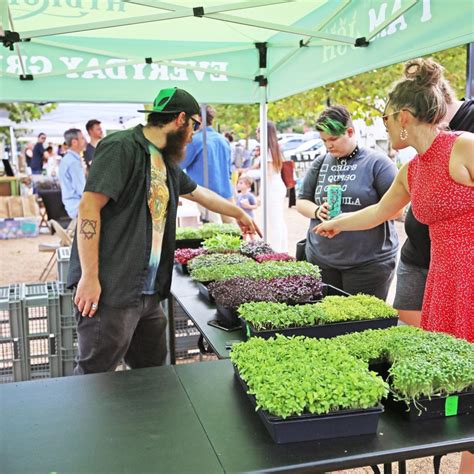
[190, 117, 202, 132]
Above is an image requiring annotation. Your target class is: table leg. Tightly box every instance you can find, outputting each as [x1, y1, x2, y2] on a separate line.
[398, 460, 407, 474]
[370, 465, 381, 474]
[383, 463, 392, 474]
[167, 296, 176, 365]
[433, 454, 444, 474]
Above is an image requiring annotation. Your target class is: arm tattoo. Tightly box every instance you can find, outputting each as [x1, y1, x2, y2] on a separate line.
[80, 219, 97, 240]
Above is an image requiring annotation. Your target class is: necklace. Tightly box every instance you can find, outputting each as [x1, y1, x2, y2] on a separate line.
[338, 145, 359, 166]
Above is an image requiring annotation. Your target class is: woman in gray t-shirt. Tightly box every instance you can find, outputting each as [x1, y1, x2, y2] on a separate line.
[296, 105, 399, 300]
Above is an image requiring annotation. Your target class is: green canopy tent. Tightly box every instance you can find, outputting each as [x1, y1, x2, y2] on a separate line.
[1, 0, 473, 237]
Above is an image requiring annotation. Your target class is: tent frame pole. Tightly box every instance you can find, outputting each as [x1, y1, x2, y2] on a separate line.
[466, 43, 473, 100]
[259, 89, 268, 242]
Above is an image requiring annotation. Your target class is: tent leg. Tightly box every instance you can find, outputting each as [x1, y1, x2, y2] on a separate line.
[259, 89, 268, 242]
[466, 43, 473, 100]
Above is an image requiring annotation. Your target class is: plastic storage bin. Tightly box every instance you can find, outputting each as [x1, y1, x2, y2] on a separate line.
[0, 284, 25, 383]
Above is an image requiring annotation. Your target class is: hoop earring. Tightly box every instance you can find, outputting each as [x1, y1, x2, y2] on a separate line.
[400, 128, 408, 141]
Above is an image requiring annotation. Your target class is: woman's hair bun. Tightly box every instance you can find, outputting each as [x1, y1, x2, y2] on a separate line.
[404, 58, 443, 87]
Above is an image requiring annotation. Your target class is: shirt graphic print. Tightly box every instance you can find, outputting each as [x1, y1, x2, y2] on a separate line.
[143, 144, 170, 293]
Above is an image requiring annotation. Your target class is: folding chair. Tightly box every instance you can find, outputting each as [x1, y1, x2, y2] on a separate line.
[39, 219, 73, 281]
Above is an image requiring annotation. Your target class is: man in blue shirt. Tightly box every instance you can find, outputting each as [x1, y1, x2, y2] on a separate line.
[31, 132, 46, 174]
[180, 105, 234, 222]
[59, 128, 86, 218]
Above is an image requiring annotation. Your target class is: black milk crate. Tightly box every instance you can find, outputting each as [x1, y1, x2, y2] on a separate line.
[175, 327, 200, 352]
[0, 284, 26, 383]
[56, 246, 71, 285]
[24, 333, 61, 379]
[175, 348, 200, 360]
[21, 282, 60, 336]
[175, 316, 194, 331]
[61, 348, 77, 377]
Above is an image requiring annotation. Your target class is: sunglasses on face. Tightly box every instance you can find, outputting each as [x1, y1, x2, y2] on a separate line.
[190, 117, 202, 131]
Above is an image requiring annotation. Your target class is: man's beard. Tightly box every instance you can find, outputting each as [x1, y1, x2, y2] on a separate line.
[162, 125, 189, 165]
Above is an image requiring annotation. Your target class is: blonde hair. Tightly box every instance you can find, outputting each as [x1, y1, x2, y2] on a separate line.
[238, 176, 253, 187]
[388, 58, 446, 125]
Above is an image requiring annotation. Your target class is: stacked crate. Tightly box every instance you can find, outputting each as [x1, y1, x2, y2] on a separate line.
[0, 284, 25, 383]
[56, 247, 77, 376]
[172, 298, 201, 361]
[21, 282, 61, 379]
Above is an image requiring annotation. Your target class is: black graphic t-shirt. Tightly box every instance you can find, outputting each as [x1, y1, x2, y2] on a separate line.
[298, 147, 399, 270]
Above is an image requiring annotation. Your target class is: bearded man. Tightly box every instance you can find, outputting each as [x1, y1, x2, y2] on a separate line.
[68, 87, 260, 375]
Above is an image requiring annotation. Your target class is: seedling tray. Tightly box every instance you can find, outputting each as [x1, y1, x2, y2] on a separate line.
[215, 303, 239, 327]
[241, 316, 398, 340]
[175, 238, 203, 249]
[196, 281, 215, 304]
[384, 389, 474, 421]
[174, 263, 189, 275]
[234, 366, 383, 444]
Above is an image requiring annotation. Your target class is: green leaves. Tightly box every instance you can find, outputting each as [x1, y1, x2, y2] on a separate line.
[231, 335, 388, 419]
[175, 223, 241, 240]
[230, 327, 474, 418]
[331, 326, 474, 405]
[202, 234, 242, 253]
[238, 295, 397, 330]
[187, 253, 252, 272]
[190, 261, 320, 283]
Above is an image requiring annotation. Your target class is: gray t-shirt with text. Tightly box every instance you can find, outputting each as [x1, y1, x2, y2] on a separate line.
[298, 147, 398, 270]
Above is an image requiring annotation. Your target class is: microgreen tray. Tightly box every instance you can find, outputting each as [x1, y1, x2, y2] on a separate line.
[196, 281, 215, 304]
[175, 238, 203, 249]
[241, 316, 399, 340]
[234, 366, 383, 444]
[386, 388, 474, 420]
[174, 263, 189, 275]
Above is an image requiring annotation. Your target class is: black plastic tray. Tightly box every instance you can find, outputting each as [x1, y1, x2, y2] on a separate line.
[241, 316, 398, 340]
[215, 303, 239, 327]
[234, 366, 383, 444]
[174, 263, 189, 275]
[384, 389, 474, 421]
[196, 281, 215, 303]
[175, 238, 203, 249]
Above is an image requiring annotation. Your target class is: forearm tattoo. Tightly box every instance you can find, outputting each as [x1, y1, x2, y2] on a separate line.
[80, 219, 97, 240]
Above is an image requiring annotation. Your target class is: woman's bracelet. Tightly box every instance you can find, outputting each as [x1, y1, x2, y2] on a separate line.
[314, 205, 320, 219]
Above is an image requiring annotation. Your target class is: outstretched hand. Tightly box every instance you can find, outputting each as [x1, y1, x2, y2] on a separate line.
[236, 212, 262, 239]
[313, 220, 341, 239]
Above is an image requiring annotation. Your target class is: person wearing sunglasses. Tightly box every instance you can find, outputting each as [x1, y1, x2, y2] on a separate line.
[67, 87, 261, 376]
[315, 59, 474, 346]
[181, 104, 235, 224]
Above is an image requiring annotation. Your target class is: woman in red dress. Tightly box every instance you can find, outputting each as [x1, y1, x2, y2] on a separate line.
[315, 59, 474, 342]
[315, 57, 474, 472]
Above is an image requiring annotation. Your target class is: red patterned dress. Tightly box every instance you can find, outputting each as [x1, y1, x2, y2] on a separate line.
[408, 131, 474, 342]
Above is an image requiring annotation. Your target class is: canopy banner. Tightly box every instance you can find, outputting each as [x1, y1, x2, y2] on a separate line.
[1, 0, 473, 104]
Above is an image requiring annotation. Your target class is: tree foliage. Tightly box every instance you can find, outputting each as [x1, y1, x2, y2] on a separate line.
[214, 45, 467, 137]
[0, 102, 57, 141]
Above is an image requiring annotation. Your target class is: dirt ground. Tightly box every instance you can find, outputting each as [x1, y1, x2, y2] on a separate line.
[0, 200, 462, 473]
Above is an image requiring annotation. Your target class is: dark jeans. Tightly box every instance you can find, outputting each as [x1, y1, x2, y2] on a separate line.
[320, 257, 396, 301]
[74, 294, 167, 375]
